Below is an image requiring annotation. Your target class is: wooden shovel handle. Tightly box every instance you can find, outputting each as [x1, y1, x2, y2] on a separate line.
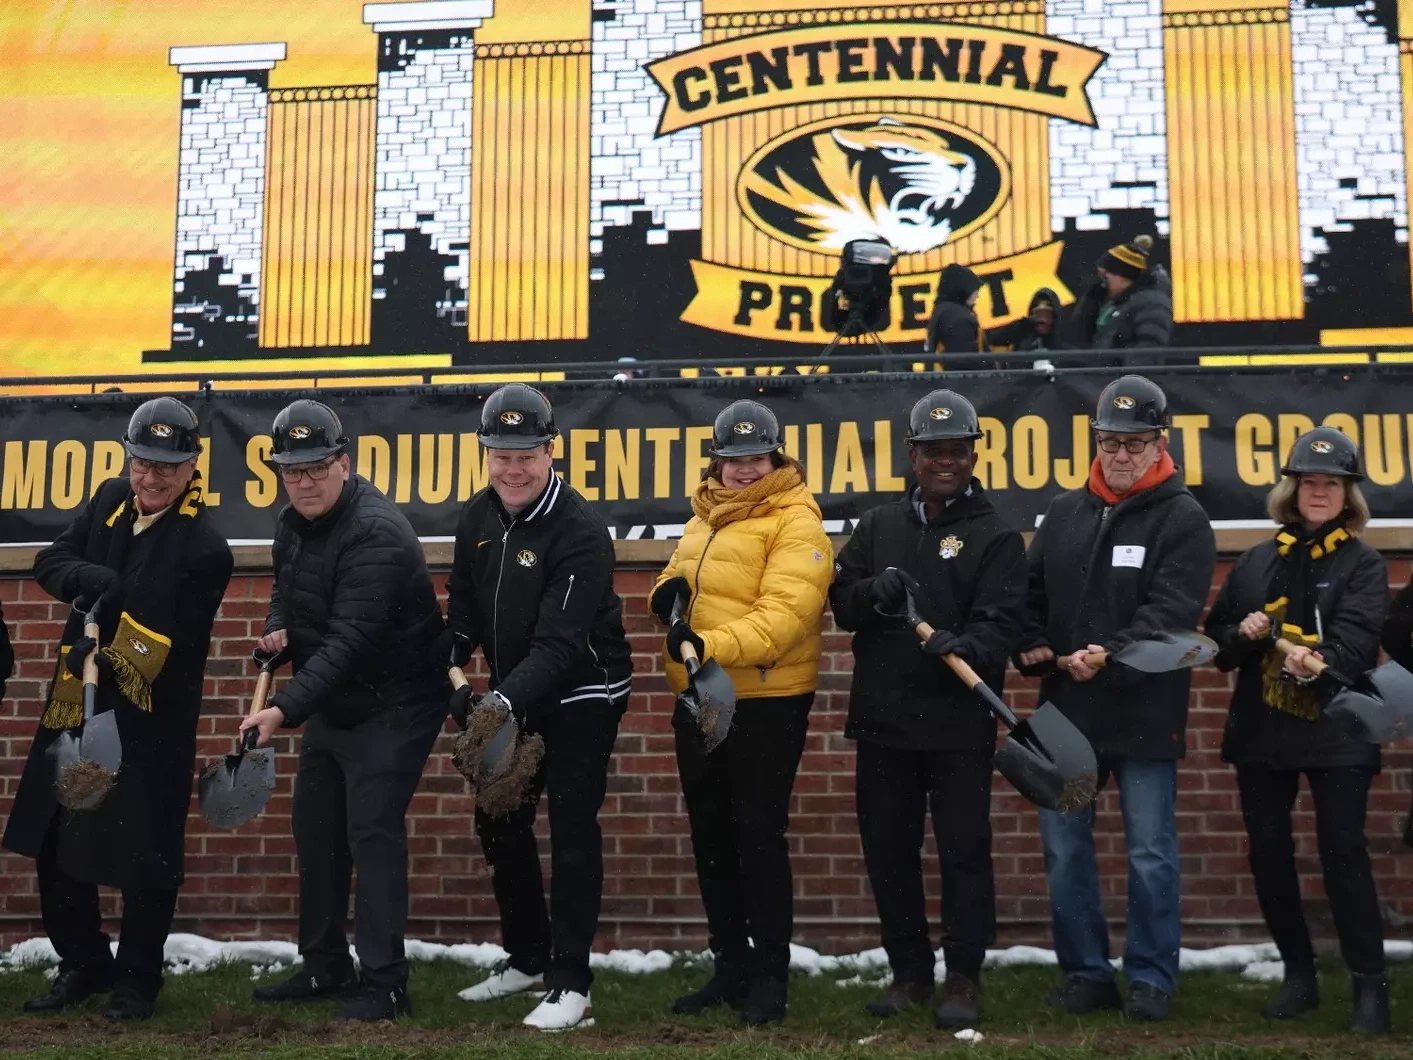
[915, 620, 1021, 730]
[679, 639, 701, 670]
[81, 620, 101, 688]
[1056, 650, 1109, 671]
[249, 670, 274, 718]
[449, 665, 470, 691]
[1273, 637, 1328, 675]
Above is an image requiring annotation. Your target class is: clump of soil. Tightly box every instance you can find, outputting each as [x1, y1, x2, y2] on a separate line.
[697, 703, 721, 741]
[450, 704, 546, 818]
[200, 758, 223, 781]
[1056, 776, 1098, 812]
[451, 705, 511, 785]
[476, 733, 545, 818]
[57, 758, 116, 809]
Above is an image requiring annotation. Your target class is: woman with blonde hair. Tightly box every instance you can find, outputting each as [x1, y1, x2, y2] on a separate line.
[650, 398, 832, 1028]
[1204, 427, 1389, 1034]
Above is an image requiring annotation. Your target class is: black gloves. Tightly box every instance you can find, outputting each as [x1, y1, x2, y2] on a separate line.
[870, 566, 920, 614]
[449, 685, 475, 729]
[667, 621, 706, 665]
[920, 630, 964, 659]
[64, 636, 108, 682]
[69, 565, 118, 608]
[651, 577, 691, 624]
[437, 628, 474, 669]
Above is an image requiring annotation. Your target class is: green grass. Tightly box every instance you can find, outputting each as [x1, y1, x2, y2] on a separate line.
[0, 957, 1410, 1058]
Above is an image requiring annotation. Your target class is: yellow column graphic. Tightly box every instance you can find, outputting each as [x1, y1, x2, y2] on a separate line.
[470, 2, 592, 342]
[1163, 1, 1302, 322]
[700, 2, 1051, 281]
[1400, 0, 1413, 313]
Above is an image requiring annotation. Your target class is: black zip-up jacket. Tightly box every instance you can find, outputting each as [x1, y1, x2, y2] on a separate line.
[1073, 268, 1174, 350]
[1380, 579, 1413, 672]
[1206, 537, 1385, 771]
[830, 483, 1027, 751]
[1020, 473, 1215, 759]
[266, 475, 447, 728]
[447, 474, 632, 718]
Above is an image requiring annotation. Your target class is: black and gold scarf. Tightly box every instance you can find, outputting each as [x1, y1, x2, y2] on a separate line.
[1259, 520, 1350, 721]
[41, 473, 206, 728]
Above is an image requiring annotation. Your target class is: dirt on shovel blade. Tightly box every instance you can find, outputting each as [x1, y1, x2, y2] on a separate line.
[1056, 775, 1098, 812]
[475, 733, 545, 819]
[58, 758, 116, 807]
[698, 703, 721, 740]
[451, 706, 509, 785]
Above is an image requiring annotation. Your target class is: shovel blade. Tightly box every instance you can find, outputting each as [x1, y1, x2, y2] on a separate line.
[995, 703, 1098, 812]
[198, 748, 276, 829]
[687, 659, 737, 752]
[1325, 664, 1412, 745]
[82, 711, 123, 774]
[1113, 632, 1219, 673]
[480, 715, 520, 782]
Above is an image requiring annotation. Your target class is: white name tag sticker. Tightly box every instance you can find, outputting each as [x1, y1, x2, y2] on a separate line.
[1112, 545, 1146, 569]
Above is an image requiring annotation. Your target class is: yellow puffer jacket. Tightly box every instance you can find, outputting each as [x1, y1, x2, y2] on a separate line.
[655, 462, 833, 699]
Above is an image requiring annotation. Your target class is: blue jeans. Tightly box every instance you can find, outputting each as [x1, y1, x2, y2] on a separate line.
[1037, 757, 1180, 995]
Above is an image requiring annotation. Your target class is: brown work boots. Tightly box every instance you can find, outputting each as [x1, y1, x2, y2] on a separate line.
[865, 973, 980, 1029]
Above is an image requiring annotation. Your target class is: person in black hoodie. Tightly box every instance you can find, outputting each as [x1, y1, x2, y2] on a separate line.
[831, 389, 1027, 1031]
[241, 399, 448, 1022]
[1016, 375, 1214, 1023]
[1206, 428, 1390, 1034]
[986, 288, 1067, 355]
[449, 384, 633, 1033]
[1072, 235, 1173, 351]
[924, 264, 986, 355]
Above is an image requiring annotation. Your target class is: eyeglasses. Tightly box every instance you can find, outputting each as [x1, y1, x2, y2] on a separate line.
[129, 458, 186, 478]
[1096, 435, 1159, 455]
[278, 458, 337, 483]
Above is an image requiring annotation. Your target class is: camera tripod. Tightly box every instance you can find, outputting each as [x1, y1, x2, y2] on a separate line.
[812, 311, 893, 373]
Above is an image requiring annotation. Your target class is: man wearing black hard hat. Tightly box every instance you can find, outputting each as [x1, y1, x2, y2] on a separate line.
[241, 398, 447, 1022]
[830, 389, 1026, 1030]
[4, 397, 233, 1021]
[449, 384, 632, 1032]
[1016, 375, 1214, 1022]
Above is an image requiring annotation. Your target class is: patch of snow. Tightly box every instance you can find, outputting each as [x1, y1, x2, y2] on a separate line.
[1242, 961, 1286, 983]
[955, 1028, 985, 1042]
[857, 1033, 882, 1045]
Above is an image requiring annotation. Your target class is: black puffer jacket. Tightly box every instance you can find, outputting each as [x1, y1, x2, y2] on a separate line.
[1021, 473, 1216, 759]
[266, 475, 446, 728]
[447, 474, 632, 719]
[1074, 267, 1174, 350]
[1206, 537, 1385, 771]
[924, 264, 986, 354]
[830, 483, 1027, 752]
[986, 287, 1068, 352]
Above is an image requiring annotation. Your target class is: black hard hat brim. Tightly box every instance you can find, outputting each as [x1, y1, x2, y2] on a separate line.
[122, 441, 200, 463]
[908, 429, 984, 443]
[478, 433, 557, 450]
[708, 442, 783, 458]
[269, 445, 347, 466]
[1089, 417, 1166, 433]
[1281, 463, 1364, 482]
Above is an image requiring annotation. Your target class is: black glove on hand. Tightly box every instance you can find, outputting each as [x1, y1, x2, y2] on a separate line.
[70, 565, 118, 608]
[449, 685, 475, 729]
[64, 636, 103, 682]
[651, 576, 691, 624]
[920, 630, 964, 659]
[437, 627, 474, 669]
[870, 566, 919, 614]
[667, 621, 706, 665]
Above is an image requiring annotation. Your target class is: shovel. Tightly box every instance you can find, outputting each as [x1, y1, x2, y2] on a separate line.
[450, 649, 518, 782]
[1273, 638, 1413, 744]
[905, 595, 1097, 811]
[198, 650, 281, 829]
[668, 596, 737, 752]
[51, 597, 123, 811]
[1056, 631, 1218, 674]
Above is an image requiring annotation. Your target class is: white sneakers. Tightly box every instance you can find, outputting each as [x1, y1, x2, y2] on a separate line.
[523, 988, 594, 1031]
[458, 962, 593, 1031]
[457, 960, 543, 1002]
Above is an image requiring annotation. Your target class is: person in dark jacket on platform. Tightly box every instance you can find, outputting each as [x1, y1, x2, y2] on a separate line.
[1380, 568, 1413, 854]
[1072, 235, 1173, 351]
[651, 399, 833, 1028]
[241, 399, 448, 1022]
[986, 287, 1067, 355]
[831, 389, 1027, 1031]
[3, 398, 233, 1022]
[1206, 428, 1391, 1034]
[450, 384, 633, 1033]
[924, 263, 986, 355]
[1016, 375, 1215, 1022]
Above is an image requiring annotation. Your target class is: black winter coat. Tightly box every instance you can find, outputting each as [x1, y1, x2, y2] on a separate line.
[1074, 267, 1174, 350]
[924, 266, 986, 355]
[831, 484, 1027, 751]
[1205, 538, 1385, 770]
[1380, 580, 1413, 672]
[0, 601, 12, 702]
[1021, 474, 1215, 760]
[986, 287, 1068, 353]
[266, 475, 446, 728]
[447, 474, 632, 719]
[3, 478, 232, 890]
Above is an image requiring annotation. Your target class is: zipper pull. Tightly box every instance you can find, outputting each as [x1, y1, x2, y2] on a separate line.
[563, 574, 575, 610]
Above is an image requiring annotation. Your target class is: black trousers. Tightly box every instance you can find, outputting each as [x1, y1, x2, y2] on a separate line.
[293, 702, 445, 989]
[675, 693, 812, 984]
[475, 702, 622, 995]
[36, 823, 177, 999]
[1236, 764, 1384, 975]
[856, 740, 996, 984]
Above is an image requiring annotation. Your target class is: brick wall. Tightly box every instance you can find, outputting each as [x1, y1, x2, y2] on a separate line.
[2, 560, 1412, 954]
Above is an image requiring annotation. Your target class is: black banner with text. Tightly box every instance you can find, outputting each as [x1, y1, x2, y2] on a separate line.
[2, 370, 1410, 546]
